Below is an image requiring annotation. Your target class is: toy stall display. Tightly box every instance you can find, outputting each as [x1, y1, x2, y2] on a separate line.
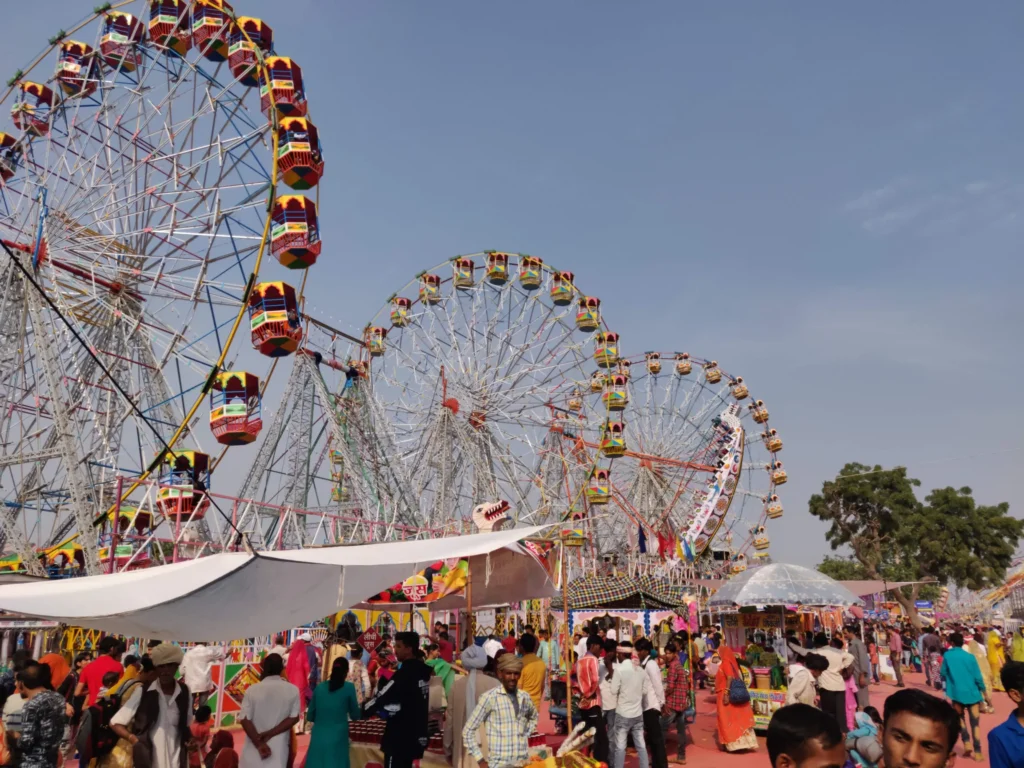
[568, 609, 680, 640]
[720, 611, 799, 731]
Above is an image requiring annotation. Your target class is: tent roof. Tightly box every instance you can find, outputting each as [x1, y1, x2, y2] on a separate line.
[0, 525, 551, 641]
[708, 563, 864, 608]
[552, 574, 692, 611]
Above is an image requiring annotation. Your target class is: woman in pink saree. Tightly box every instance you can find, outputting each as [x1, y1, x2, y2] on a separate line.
[286, 635, 313, 711]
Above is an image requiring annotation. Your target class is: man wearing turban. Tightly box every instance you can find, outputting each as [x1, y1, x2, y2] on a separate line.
[444, 646, 500, 768]
[462, 653, 538, 768]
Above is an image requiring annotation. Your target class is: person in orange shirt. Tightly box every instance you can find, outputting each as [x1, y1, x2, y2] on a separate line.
[517, 634, 546, 712]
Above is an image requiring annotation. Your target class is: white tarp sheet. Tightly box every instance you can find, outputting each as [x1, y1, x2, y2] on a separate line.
[0, 526, 552, 640]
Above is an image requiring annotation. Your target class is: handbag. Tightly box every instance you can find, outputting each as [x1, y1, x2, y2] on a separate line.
[727, 677, 750, 705]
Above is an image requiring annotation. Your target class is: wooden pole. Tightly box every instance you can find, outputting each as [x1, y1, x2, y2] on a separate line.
[465, 557, 474, 649]
[561, 541, 572, 733]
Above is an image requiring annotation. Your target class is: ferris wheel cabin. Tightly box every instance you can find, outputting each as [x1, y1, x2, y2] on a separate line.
[210, 371, 263, 445]
[601, 373, 628, 411]
[704, 361, 722, 384]
[11, 83, 56, 137]
[731, 377, 749, 400]
[0, 134, 19, 182]
[600, 421, 627, 458]
[56, 41, 99, 98]
[157, 450, 211, 522]
[277, 117, 324, 190]
[486, 252, 510, 285]
[100, 12, 145, 72]
[594, 331, 619, 368]
[519, 256, 543, 290]
[576, 296, 601, 331]
[230, 17, 273, 86]
[249, 281, 302, 357]
[675, 353, 692, 376]
[261, 56, 308, 118]
[149, 0, 192, 56]
[586, 467, 611, 505]
[550, 271, 575, 306]
[419, 273, 442, 305]
[192, 0, 234, 62]
[390, 296, 412, 327]
[452, 257, 475, 289]
[271, 195, 321, 269]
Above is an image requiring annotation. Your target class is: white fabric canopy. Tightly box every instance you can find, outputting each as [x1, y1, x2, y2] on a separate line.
[0, 525, 552, 640]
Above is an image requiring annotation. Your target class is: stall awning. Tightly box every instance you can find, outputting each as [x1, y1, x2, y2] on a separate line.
[552, 574, 693, 610]
[0, 526, 552, 641]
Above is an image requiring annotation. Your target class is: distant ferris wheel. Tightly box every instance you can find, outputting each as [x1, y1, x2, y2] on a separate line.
[563, 351, 786, 574]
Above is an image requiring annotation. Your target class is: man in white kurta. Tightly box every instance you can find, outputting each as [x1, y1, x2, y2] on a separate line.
[110, 644, 192, 768]
[238, 666, 300, 768]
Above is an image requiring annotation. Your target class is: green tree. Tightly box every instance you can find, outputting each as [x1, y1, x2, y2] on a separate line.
[817, 555, 869, 582]
[809, 463, 1020, 627]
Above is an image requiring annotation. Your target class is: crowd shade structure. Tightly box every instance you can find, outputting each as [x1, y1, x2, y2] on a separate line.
[0, 0, 324, 574]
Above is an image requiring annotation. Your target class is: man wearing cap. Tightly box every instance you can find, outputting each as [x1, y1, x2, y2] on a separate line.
[463, 653, 538, 768]
[445, 646, 499, 768]
[110, 643, 193, 768]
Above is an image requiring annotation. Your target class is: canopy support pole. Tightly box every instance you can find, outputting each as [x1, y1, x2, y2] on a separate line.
[561, 540, 572, 733]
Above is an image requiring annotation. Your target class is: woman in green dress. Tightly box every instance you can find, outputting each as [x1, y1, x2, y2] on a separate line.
[305, 657, 361, 768]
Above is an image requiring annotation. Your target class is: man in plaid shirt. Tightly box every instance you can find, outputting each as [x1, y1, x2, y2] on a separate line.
[660, 641, 690, 764]
[463, 654, 538, 768]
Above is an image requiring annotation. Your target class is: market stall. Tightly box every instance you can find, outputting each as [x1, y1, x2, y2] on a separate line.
[552, 573, 700, 641]
[709, 563, 863, 730]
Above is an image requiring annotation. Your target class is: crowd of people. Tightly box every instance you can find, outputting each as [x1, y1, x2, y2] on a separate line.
[4, 616, 1024, 768]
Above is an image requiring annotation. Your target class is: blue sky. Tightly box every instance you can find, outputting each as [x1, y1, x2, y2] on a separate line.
[3, 1, 1021, 566]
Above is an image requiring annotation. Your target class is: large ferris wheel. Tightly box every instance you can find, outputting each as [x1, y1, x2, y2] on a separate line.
[0, 0, 325, 574]
[350, 253, 618, 534]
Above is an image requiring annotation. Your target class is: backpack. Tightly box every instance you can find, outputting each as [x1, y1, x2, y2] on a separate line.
[727, 677, 750, 705]
[76, 682, 141, 762]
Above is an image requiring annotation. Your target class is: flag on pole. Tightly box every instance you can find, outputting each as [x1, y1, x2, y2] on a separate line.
[638, 523, 647, 554]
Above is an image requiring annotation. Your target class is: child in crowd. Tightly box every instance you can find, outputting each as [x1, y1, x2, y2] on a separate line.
[204, 730, 238, 768]
[98, 671, 120, 699]
[846, 706, 883, 768]
[189, 705, 213, 768]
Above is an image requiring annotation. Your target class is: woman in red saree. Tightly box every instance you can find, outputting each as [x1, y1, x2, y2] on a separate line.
[714, 646, 758, 752]
[286, 637, 313, 710]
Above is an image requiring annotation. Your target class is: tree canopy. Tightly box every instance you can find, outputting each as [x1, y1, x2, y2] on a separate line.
[810, 463, 1020, 626]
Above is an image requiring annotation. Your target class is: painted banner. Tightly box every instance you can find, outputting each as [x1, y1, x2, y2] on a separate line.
[364, 558, 468, 605]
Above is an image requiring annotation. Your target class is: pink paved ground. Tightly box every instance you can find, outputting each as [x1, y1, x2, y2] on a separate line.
[224, 668, 1011, 768]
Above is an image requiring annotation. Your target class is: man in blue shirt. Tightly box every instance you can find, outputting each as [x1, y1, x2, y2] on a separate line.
[990, 660, 1024, 768]
[939, 631, 988, 760]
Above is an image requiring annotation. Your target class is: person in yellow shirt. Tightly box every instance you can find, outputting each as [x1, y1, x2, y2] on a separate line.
[518, 633, 547, 711]
[1011, 626, 1024, 664]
